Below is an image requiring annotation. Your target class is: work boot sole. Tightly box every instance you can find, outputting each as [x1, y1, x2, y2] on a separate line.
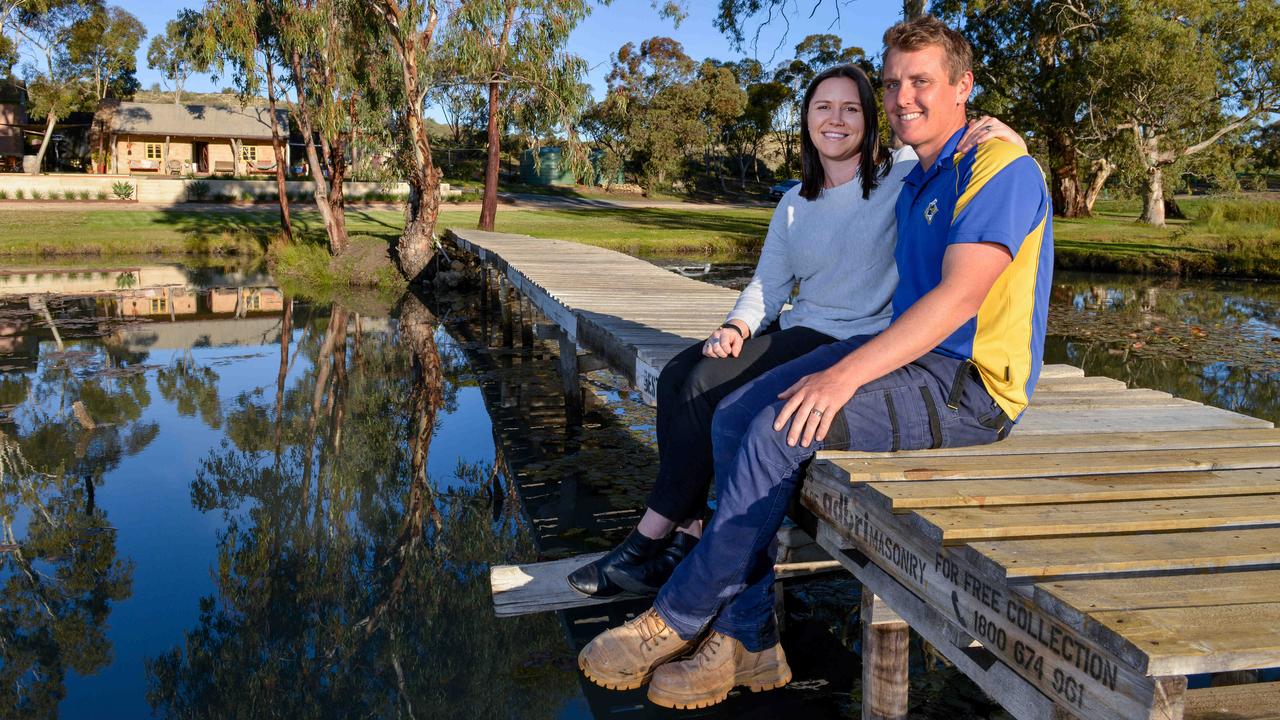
[646, 664, 793, 709]
[578, 653, 656, 691]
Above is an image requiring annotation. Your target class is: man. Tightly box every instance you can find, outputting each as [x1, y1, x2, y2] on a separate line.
[578, 15, 1054, 710]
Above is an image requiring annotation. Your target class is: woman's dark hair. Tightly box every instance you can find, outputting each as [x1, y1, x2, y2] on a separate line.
[798, 64, 890, 201]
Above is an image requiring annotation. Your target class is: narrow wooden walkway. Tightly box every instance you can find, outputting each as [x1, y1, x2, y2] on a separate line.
[447, 228, 1280, 720]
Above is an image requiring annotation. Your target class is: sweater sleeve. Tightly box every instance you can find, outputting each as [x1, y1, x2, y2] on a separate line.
[727, 194, 796, 336]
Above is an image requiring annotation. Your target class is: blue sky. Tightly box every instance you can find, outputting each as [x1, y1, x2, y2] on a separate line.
[34, 0, 906, 111]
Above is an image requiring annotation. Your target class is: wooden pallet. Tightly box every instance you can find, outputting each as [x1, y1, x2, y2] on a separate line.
[806, 419, 1280, 720]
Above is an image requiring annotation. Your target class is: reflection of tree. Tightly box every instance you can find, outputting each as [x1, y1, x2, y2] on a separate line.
[156, 356, 223, 429]
[147, 294, 576, 718]
[0, 432, 133, 718]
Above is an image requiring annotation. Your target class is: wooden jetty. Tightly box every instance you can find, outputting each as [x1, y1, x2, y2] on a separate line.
[447, 228, 1280, 720]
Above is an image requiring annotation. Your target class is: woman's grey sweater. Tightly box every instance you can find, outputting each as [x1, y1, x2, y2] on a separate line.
[727, 146, 917, 340]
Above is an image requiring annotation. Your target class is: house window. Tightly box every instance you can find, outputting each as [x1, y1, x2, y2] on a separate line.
[245, 290, 261, 310]
[145, 143, 163, 160]
[151, 297, 167, 313]
[241, 145, 257, 162]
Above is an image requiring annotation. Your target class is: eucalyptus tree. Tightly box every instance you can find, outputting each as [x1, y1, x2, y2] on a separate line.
[450, 0, 591, 231]
[1091, 0, 1280, 226]
[14, 0, 98, 173]
[203, 0, 295, 243]
[146, 9, 209, 105]
[66, 5, 143, 101]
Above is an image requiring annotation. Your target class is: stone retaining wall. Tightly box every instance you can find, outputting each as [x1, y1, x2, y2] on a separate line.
[0, 174, 449, 204]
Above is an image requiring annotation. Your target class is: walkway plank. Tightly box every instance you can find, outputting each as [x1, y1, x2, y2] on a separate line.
[868, 468, 1280, 509]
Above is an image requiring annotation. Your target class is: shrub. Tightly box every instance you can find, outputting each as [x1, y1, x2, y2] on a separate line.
[0, 189, 7, 200]
[186, 180, 210, 202]
[62, 190, 75, 200]
[78, 190, 90, 200]
[14, 189, 24, 200]
[112, 181, 135, 200]
[96, 190, 108, 201]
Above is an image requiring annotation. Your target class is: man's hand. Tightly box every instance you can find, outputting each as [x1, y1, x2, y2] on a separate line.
[774, 365, 859, 448]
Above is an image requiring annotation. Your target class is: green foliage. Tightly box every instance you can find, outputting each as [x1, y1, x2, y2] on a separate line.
[185, 180, 210, 201]
[0, 189, 7, 200]
[77, 189, 89, 200]
[111, 181, 133, 200]
[146, 9, 210, 104]
[13, 189, 24, 200]
[67, 5, 146, 100]
[95, 190, 107, 201]
[1193, 198, 1280, 226]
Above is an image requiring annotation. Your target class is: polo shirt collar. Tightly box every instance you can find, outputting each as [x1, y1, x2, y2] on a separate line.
[902, 126, 969, 187]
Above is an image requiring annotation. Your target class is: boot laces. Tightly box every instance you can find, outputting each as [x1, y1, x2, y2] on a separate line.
[632, 610, 671, 652]
[694, 633, 724, 666]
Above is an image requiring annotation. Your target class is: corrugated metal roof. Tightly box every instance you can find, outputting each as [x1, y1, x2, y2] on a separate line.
[106, 101, 288, 140]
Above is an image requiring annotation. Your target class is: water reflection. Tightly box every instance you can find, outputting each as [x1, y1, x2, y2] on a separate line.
[1045, 271, 1280, 424]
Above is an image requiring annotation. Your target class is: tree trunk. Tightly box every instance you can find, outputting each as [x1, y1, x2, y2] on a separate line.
[265, 55, 293, 244]
[1084, 157, 1115, 213]
[1140, 164, 1166, 227]
[290, 50, 348, 255]
[479, 80, 501, 232]
[1047, 129, 1089, 218]
[30, 111, 56, 173]
[230, 137, 243, 177]
[904, 0, 927, 19]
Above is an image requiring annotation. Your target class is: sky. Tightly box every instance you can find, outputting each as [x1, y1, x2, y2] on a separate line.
[21, 0, 907, 114]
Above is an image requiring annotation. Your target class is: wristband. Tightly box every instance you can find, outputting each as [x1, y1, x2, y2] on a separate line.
[719, 322, 746, 339]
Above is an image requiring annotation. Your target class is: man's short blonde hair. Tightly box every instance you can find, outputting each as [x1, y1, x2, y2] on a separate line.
[882, 15, 973, 83]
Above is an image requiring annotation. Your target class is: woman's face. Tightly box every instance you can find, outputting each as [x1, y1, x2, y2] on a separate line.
[806, 76, 866, 163]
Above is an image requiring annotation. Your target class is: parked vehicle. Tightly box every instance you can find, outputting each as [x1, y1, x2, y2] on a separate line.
[769, 178, 800, 199]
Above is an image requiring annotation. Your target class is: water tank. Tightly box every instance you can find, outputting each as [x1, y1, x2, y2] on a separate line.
[519, 147, 575, 186]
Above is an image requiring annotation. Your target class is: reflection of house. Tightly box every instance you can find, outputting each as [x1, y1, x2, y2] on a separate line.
[0, 266, 275, 296]
[209, 288, 285, 314]
[118, 288, 197, 317]
[96, 100, 289, 176]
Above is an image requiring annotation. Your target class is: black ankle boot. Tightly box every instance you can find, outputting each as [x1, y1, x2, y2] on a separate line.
[625, 530, 699, 594]
[567, 530, 669, 598]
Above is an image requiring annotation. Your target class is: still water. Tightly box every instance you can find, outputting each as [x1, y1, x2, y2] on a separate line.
[0, 258, 1275, 718]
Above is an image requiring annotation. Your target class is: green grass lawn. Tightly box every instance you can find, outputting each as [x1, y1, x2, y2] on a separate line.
[0, 196, 1275, 279]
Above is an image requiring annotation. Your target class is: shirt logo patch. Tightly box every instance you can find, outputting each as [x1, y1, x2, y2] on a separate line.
[924, 198, 939, 225]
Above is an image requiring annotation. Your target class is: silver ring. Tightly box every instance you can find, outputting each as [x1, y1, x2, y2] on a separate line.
[710, 337, 721, 344]
[981, 124, 993, 132]
[810, 408, 824, 417]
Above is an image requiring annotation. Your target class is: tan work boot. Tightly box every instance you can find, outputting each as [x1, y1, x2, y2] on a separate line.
[647, 631, 792, 709]
[578, 607, 696, 690]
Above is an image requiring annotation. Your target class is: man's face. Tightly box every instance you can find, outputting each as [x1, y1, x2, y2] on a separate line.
[882, 45, 972, 156]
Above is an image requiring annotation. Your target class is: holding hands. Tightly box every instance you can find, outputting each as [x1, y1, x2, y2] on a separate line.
[703, 320, 750, 358]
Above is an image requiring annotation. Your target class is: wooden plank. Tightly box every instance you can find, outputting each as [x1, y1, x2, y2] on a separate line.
[1089, 603, 1280, 676]
[1185, 682, 1280, 720]
[801, 470, 1162, 717]
[817, 429, 1280, 461]
[909, 493, 1280, 544]
[828, 446, 1280, 483]
[814, 525, 1062, 720]
[1009, 405, 1272, 435]
[967, 527, 1280, 582]
[869, 469, 1280, 510]
[1035, 569, 1280, 618]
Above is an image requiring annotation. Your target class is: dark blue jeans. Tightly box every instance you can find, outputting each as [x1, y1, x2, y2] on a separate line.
[652, 336, 1010, 651]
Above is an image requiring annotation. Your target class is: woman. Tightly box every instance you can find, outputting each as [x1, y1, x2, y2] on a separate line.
[568, 64, 1022, 599]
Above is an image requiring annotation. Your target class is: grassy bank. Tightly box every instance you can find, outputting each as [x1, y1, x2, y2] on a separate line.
[1, 197, 1276, 280]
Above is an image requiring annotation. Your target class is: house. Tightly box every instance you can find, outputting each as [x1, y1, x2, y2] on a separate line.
[96, 100, 290, 176]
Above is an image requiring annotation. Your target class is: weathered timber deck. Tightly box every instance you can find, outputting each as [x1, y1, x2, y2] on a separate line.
[449, 227, 1280, 720]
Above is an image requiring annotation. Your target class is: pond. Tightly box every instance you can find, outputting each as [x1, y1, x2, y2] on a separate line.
[0, 257, 1275, 718]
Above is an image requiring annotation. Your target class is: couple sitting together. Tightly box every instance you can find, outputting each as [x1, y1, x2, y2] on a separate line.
[567, 15, 1054, 710]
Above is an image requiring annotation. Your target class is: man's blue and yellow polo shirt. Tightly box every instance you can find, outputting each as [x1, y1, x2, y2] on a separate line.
[893, 127, 1053, 422]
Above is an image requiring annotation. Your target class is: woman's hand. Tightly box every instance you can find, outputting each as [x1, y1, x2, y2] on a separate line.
[773, 365, 859, 448]
[956, 116, 1027, 154]
[703, 320, 750, 358]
